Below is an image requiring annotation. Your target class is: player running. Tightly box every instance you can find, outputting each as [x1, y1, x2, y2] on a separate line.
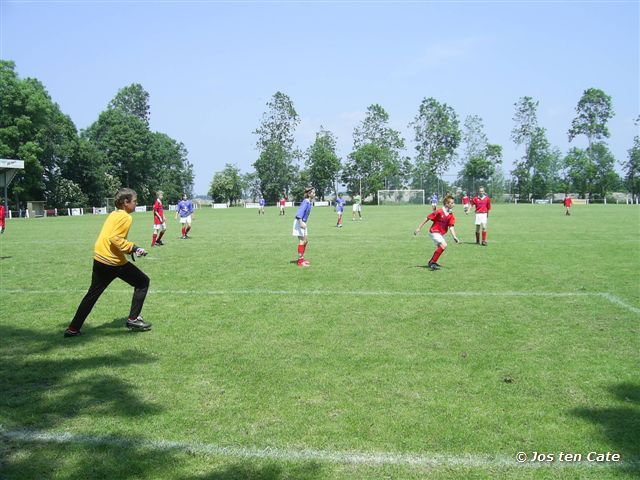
[176, 193, 194, 239]
[414, 194, 460, 270]
[335, 193, 346, 227]
[471, 186, 491, 246]
[293, 187, 315, 267]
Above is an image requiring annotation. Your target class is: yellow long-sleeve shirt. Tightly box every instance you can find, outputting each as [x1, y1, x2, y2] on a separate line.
[93, 209, 136, 266]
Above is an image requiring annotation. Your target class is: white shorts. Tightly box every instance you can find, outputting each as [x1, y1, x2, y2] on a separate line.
[475, 213, 488, 226]
[429, 232, 445, 246]
[463, 204, 470, 212]
[153, 222, 167, 231]
[292, 219, 308, 237]
[280, 205, 285, 210]
[352, 204, 361, 212]
[336, 210, 343, 216]
[179, 215, 192, 224]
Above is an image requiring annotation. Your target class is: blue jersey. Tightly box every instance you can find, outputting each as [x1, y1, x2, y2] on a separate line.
[177, 199, 193, 218]
[259, 199, 266, 207]
[335, 197, 346, 213]
[296, 198, 312, 222]
[431, 195, 438, 204]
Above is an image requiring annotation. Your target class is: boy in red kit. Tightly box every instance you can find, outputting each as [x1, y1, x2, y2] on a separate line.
[0, 198, 5, 234]
[471, 186, 491, 246]
[414, 195, 460, 270]
[152, 191, 167, 246]
[563, 195, 572, 215]
[461, 191, 470, 215]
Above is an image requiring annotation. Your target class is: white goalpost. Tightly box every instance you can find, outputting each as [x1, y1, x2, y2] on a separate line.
[377, 189, 425, 206]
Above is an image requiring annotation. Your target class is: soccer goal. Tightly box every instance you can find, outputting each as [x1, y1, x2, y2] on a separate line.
[377, 189, 425, 206]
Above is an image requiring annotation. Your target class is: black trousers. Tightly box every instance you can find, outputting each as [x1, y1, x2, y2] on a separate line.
[70, 259, 150, 330]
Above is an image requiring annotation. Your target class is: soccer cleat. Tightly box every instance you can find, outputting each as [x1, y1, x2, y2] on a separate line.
[63, 328, 82, 337]
[184, 235, 191, 239]
[481, 241, 487, 246]
[126, 317, 152, 331]
[155, 240, 164, 246]
[297, 259, 311, 267]
[427, 261, 440, 270]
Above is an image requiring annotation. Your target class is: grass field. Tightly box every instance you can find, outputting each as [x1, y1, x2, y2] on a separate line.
[1, 203, 639, 479]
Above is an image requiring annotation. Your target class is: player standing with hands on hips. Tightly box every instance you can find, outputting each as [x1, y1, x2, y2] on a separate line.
[293, 186, 315, 267]
[414, 194, 460, 270]
[472, 186, 491, 246]
[64, 188, 151, 337]
[176, 193, 194, 239]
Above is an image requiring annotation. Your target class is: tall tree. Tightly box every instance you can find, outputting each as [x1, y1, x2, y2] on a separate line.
[108, 83, 151, 126]
[306, 127, 341, 200]
[563, 147, 595, 198]
[623, 116, 640, 201]
[209, 164, 244, 204]
[343, 104, 405, 199]
[253, 92, 299, 202]
[147, 132, 194, 203]
[459, 115, 502, 193]
[568, 88, 614, 148]
[510, 97, 541, 200]
[410, 97, 461, 187]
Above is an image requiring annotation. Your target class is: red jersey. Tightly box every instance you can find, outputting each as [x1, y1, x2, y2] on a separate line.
[472, 195, 491, 213]
[279, 198, 286, 206]
[462, 195, 470, 205]
[0, 204, 5, 227]
[428, 208, 456, 235]
[153, 199, 164, 224]
[563, 197, 572, 207]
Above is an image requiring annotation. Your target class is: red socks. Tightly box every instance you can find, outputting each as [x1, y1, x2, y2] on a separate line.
[152, 233, 157, 245]
[430, 246, 444, 263]
[297, 244, 305, 257]
[482, 231, 487, 242]
[182, 227, 186, 237]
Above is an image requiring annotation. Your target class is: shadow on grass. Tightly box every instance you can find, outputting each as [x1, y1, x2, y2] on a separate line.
[571, 382, 640, 471]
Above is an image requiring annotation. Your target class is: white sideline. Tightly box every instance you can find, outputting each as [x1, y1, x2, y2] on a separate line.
[1, 427, 634, 469]
[0, 289, 638, 314]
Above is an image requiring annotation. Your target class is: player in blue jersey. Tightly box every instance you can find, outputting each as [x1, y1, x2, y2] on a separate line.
[258, 197, 266, 215]
[293, 186, 315, 267]
[335, 193, 346, 228]
[430, 193, 439, 211]
[175, 193, 194, 239]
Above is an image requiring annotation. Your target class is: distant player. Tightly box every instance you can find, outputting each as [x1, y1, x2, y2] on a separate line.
[414, 194, 460, 270]
[335, 193, 346, 227]
[279, 195, 286, 216]
[563, 195, 573, 216]
[293, 186, 315, 267]
[0, 198, 5, 234]
[152, 191, 167, 246]
[175, 193, 194, 239]
[258, 197, 266, 215]
[461, 191, 470, 215]
[352, 193, 362, 221]
[472, 186, 491, 246]
[64, 188, 151, 337]
[430, 193, 439, 211]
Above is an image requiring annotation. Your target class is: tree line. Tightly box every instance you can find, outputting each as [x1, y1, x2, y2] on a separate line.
[210, 90, 639, 204]
[0, 60, 194, 209]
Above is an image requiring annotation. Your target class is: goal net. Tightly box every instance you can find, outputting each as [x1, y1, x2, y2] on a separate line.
[377, 189, 425, 206]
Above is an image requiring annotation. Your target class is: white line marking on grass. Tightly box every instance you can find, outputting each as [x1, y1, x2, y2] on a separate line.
[1, 428, 636, 469]
[1, 289, 639, 314]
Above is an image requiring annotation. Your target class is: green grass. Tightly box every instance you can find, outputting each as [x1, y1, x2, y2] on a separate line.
[1, 204, 639, 479]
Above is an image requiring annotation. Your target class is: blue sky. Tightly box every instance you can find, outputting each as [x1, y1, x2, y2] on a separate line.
[1, 0, 638, 194]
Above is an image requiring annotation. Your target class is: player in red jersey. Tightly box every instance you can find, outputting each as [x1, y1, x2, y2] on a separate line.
[414, 194, 460, 270]
[0, 198, 5, 234]
[461, 191, 470, 215]
[563, 195, 572, 215]
[471, 186, 491, 246]
[151, 191, 167, 247]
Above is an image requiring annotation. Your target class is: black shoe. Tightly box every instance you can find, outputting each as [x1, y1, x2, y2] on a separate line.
[428, 262, 440, 271]
[126, 317, 152, 331]
[184, 235, 190, 239]
[64, 328, 82, 337]
[155, 240, 164, 246]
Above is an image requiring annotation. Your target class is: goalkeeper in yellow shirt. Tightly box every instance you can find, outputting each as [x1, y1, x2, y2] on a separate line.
[64, 188, 152, 337]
